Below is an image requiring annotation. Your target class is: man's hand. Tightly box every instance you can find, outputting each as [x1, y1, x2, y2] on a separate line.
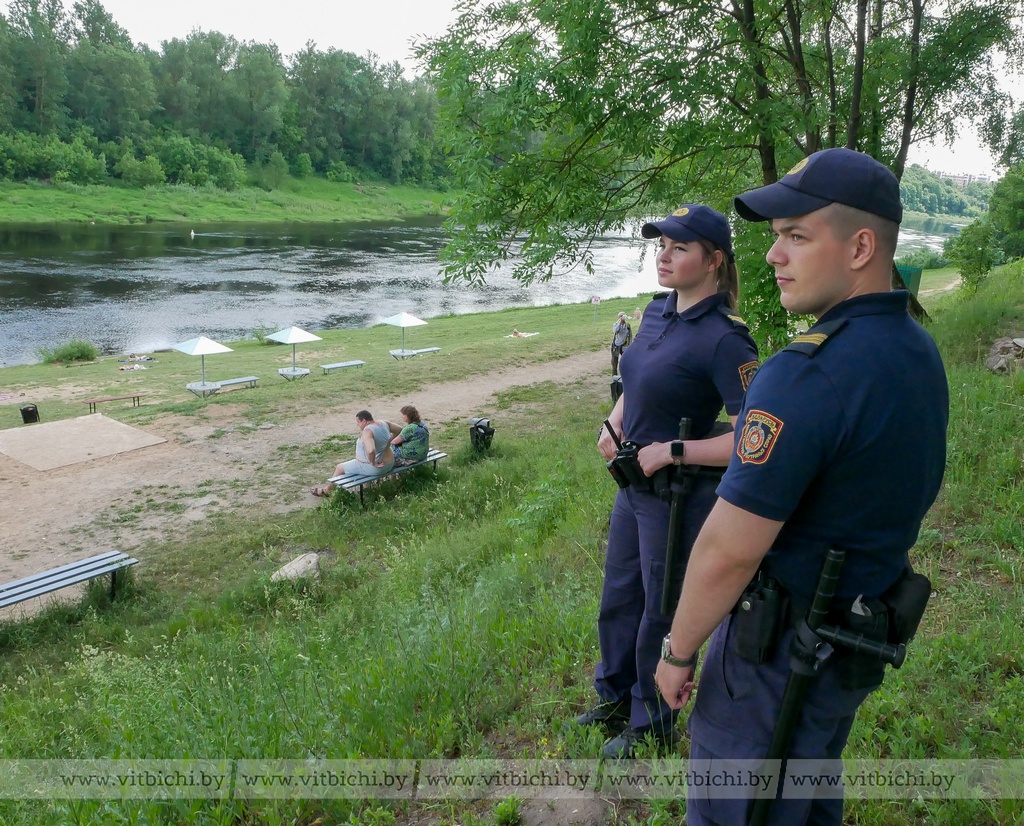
[655, 660, 697, 709]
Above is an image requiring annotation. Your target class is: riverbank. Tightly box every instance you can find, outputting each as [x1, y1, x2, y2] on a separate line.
[0, 269, 1022, 823]
[0, 177, 450, 225]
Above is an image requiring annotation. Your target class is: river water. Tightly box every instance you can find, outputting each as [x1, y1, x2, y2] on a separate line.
[0, 216, 953, 366]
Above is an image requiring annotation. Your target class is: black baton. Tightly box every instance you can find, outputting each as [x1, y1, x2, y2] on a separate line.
[749, 548, 845, 826]
[660, 417, 692, 614]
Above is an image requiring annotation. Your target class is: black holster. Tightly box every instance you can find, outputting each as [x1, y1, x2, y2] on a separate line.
[733, 574, 789, 665]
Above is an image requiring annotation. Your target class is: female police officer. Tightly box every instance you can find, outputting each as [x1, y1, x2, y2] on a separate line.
[579, 205, 759, 759]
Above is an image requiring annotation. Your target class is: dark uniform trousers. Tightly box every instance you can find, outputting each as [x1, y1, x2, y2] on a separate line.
[687, 615, 878, 826]
[596, 477, 718, 732]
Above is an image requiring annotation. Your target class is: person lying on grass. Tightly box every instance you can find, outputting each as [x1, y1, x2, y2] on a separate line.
[310, 410, 395, 497]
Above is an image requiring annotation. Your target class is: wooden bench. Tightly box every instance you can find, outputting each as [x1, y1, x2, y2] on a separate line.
[0, 551, 139, 610]
[328, 448, 448, 506]
[390, 348, 441, 359]
[320, 360, 366, 374]
[81, 393, 145, 413]
[218, 376, 259, 390]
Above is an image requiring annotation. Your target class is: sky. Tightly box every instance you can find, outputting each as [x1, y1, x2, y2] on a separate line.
[3, 0, 1017, 178]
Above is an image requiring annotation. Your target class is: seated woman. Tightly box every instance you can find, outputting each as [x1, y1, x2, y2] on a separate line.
[388, 405, 429, 466]
[311, 410, 395, 497]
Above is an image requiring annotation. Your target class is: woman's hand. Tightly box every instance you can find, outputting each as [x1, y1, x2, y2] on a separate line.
[638, 442, 673, 476]
[598, 426, 620, 461]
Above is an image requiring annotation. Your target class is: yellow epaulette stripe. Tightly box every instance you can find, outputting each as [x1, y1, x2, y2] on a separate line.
[792, 333, 829, 345]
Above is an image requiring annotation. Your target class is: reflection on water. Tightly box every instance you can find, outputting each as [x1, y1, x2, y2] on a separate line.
[0, 218, 949, 366]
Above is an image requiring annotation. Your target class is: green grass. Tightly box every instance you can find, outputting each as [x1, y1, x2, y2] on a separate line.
[0, 265, 1022, 824]
[0, 177, 450, 225]
[0, 298, 634, 427]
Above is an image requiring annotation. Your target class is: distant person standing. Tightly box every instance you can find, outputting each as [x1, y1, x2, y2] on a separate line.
[610, 312, 633, 374]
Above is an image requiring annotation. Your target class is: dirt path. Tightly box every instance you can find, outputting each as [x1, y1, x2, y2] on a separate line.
[0, 350, 608, 590]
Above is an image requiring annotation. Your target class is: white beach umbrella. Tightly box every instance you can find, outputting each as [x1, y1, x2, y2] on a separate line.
[265, 326, 323, 371]
[381, 312, 427, 352]
[172, 336, 233, 385]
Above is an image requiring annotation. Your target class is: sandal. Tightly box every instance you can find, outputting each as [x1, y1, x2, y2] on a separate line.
[310, 485, 332, 497]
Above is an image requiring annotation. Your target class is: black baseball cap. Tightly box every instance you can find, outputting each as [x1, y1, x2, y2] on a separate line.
[734, 148, 902, 224]
[640, 204, 734, 260]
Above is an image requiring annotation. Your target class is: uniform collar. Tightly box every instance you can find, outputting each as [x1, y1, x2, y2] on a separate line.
[661, 290, 729, 320]
[816, 291, 910, 326]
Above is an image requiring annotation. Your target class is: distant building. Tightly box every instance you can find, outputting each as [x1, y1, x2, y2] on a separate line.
[935, 171, 990, 188]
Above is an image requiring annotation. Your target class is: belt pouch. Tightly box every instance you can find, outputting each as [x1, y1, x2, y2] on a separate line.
[883, 568, 932, 645]
[733, 580, 785, 664]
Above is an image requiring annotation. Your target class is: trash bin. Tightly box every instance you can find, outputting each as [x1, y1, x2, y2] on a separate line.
[896, 265, 922, 297]
[469, 417, 495, 451]
[20, 404, 39, 424]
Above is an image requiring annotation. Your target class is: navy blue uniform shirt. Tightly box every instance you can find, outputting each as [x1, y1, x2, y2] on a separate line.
[717, 291, 949, 601]
[620, 292, 758, 445]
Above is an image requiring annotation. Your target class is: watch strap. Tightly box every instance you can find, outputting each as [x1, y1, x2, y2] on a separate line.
[662, 635, 698, 668]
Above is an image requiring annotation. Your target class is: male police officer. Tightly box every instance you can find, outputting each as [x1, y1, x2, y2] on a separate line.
[654, 148, 949, 825]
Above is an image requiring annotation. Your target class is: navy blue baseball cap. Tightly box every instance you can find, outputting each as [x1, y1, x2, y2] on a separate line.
[734, 148, 902, 224]
[640, 204, 734, 260]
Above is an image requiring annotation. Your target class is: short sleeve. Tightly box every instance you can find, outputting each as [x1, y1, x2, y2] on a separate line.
[711, 331, 760, 416]
[716, 358, 843, 522]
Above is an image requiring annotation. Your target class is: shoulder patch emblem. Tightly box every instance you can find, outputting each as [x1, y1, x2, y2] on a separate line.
[738, 361, 759, 391]
[737, 409, 783, 465]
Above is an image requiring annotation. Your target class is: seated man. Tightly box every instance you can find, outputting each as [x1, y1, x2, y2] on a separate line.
[388, 405, 430, 466]
[310, 409, 395, 497]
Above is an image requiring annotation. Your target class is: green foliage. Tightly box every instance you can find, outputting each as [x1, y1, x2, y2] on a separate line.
[114, 154, 166, 187]
[326, 159, 356, 183]
[493, 797, 522, 826]
[0, 9, 452, 193]
[988, 163, 1024, 260]
[293, 152, 313, 178]
[896, 249, 950, 270]
[38, 338, 100, 363]
[944, 219, 998, 293]
[418, 0, 1018, 340]
[258, 150, 290, 190]
[899, 164, 993, 217]
[0, 131, 105, 183]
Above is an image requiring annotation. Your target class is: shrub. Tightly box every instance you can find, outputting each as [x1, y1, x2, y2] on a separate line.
[293, 152, 313, 178]
[38, 339, 100, 364]
[326, 160, 355, 183]
[259, 151, 291, 190]
[115, 155, 167, 187]
[896, 249, 949, 270]
[205, 146, 246, 190]
[944, 219, 998, 294]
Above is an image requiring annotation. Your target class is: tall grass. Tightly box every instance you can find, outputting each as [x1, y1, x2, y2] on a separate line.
[0, 265, 1022, 824]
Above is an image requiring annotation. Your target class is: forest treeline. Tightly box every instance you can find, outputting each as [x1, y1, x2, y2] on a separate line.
[0, 0, 1004, 219]
[0, 0, 447, 189]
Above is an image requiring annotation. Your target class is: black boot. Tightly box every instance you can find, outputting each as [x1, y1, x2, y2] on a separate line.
[601, 725, 681, 759]
[573, 699, 630, 730]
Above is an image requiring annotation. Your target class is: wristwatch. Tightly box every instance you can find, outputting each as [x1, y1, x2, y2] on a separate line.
[670, 440, 686, 466]
[661, 634, 698, 668]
